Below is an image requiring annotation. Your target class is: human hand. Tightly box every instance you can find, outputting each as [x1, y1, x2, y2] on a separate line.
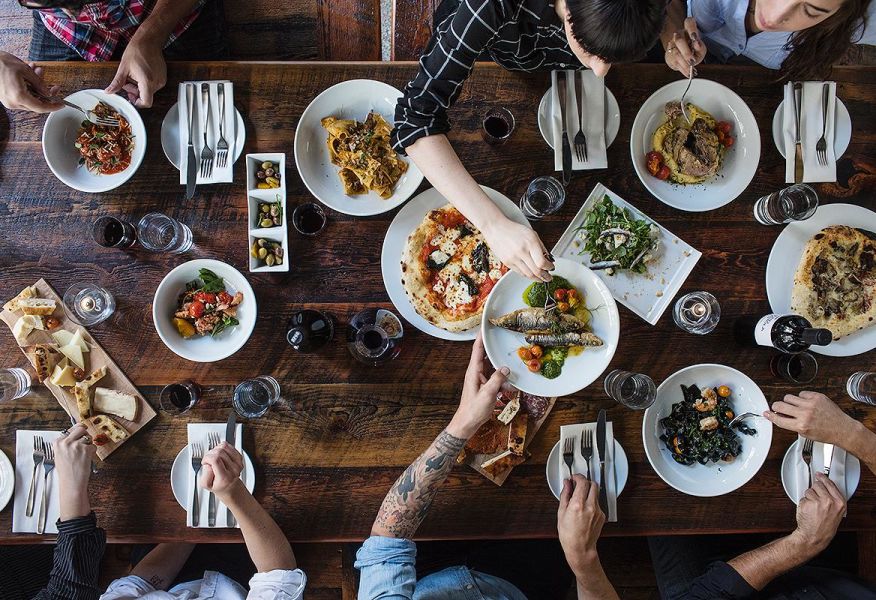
[200, 442, 245, 498]
[105, 34, 166, 107]
[54, 424, 97, 520]
[764, 391, 852, 446]
[557, 475, 605, 577]
[664, 18, 706, 76]
[0, 52, 62, 113]
[483, 216, 553, 282]
[790, 473, 845, 556]
[448, 333, 510, 439]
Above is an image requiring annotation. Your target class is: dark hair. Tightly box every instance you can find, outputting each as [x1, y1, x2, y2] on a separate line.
[565, 0, 666, 63]
[781, 0, 870, 81]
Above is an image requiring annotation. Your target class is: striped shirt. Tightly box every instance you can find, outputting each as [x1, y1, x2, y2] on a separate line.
[33, 513, 106, 600]
[393, 0, 579, 153]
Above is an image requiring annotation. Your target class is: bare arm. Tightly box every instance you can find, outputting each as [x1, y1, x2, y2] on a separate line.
[129, 543, 196, 590]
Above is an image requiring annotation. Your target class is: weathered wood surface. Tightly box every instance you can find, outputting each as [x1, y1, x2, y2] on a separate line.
[0, 62, 875, 543]
[391, 0, 441, 60]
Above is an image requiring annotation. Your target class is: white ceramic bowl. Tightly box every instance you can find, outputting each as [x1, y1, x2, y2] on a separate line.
[43, 90, 146, 193]
[642, 364, 772, 497]
[152, 259, 257, 363]
[294, 79, 424, 216]
[630, 79, 760, 212]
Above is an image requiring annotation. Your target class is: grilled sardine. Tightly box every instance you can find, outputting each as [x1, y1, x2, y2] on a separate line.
[523, 331, 603, 347]
[489, 308, 587, 334]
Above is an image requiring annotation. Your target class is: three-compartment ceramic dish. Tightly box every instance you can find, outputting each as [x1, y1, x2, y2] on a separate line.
[245, 153, 289, 273]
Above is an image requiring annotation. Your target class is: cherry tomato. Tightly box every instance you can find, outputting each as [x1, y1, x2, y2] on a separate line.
[656, 165, 671, 181]
[717, 121, 732, 135]
[716, 129, 726, 142]
[189, 300, 205, 318]
[526, 359, 541, 373]
[566, 289, 577, 299]
[195, 292, 217, 304]
[646, 151, 663, 176]
[557, 301, 570, 313]
[217, 291, 233, 305]
[717, 385, 731, 398]
[517, 347, 533, 361]
[722, 136, 735, 148]
[553, 288, 567, 301]
[92, 434, 110, 446]
[530, 345, 543, 358]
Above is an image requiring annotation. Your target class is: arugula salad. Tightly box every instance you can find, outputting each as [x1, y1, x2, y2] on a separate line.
[574, 195, 659, 276]
[172, 268, 244, 339]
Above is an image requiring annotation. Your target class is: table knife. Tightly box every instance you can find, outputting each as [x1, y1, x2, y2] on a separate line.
[822, 443, 835, 476]
[596, 409, 608, 515]
[557, 71, 572, 185]
[185, 83, 198, 199]
[225, 411, 237, 528]
[792, 82, 804, 184]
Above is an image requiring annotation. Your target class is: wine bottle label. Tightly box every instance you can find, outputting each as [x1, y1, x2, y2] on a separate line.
[754, 314, 784, 347]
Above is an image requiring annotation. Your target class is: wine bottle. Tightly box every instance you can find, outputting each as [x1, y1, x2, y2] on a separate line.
[733, 314, 832, 353]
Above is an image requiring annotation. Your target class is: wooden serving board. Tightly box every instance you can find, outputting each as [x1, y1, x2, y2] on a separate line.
[463, 392, 557, 486]
[1, 279, 156, 460]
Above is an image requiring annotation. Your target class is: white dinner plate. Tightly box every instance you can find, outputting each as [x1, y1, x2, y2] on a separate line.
[642, 364, 772, 497]
[537, 86, 621, 149]
[545, 439, 628, 500]
[152, 259, 257, 363]
[771, 97, 851, 159]
[294, 79, 424, 216]
[170, 445, 255, 510]
[381, 185, 531, 341]
[630, 79, 760, 212]
[43, 90, 146, 193]
[765, 203, 876, 357]
[481, 257, 620, 397]
[0, 449, 13, 512]
[161, 101, 245, 169]
[780, 439, 860, 505]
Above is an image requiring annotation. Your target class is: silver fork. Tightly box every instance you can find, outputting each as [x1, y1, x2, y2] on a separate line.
[679, 63, 694, 124]
[207, 432, 220, 527]
[63, 100, 120, 127]
[216, 83, 229, 169]
[37, 440, 55, 535]
[815, 83, 829, 167]
[191, 442, 204, 527]
[580, 429, 593, 481]
[199, 83, 214, 179]
[562, 436, 575, 479]
[801, 437, 814, 488]
[573, 71, 587, 163]
[26, 436, 45, 518]
[543, 282, 558, 313]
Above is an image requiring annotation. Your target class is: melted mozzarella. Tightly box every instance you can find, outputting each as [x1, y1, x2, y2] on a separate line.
[489, 268, 503, 281]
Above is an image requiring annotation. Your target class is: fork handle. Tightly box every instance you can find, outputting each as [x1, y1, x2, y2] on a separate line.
[201, 83, 210, 146]
[821, 83, 829, 133]
[218, 83, 226, 137]
[192, 478, 200, 527]
[37, 472, 49, 535]
[26, 462, 39, 517]
[208, 491, 216, 527]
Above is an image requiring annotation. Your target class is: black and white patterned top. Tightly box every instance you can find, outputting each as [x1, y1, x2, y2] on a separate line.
[392, 0, 580, 153]
[32, 513, 106, 600]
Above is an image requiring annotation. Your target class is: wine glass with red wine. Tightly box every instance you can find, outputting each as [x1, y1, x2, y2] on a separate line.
[159, 381, 200, 414]
[92, 216, 136, 248]
[346, 308, 403, 366]
[481, 107, 515, 145]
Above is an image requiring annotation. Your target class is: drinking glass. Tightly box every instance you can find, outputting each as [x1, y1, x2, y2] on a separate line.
[233, 376, 281, 418]
[673, 291, 720, 335]
[604, 369, 657, 410]
[753, 184, 818, 225]
[770, 352, 818, 384]
[137, 213, 193, 253]
[847, 372, 876, 406]
[346, 308, 403, 366]
[62, 283, 115, 326]
[91, 216, 137, 248]
[286, 309, 335, 353]
[159, 381, 200, 414]
[0, 368, 31, 402]
[481, 107, 515, 145]
[292, 203, 327, 236]
[519, 176, 565, 220]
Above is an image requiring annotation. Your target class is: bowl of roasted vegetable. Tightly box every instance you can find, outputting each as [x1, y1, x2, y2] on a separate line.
[642, 364, 772, 497]
[152, 259, 257, 363]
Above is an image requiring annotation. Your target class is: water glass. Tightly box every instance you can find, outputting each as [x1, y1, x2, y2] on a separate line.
[753, 184, 818, 225]
[672, 291, 720, 335]
[847, 372, 876, 406]
[519, 176, 565, 220]
[137, 213, 193, 253]
[62, 283, 115, 326]
[481, 107, 515, 145]
[0, 368, 31, 402]
[233, 376, 281, 418]
[91, 216, 136, 248]
[159, 381, 200, 415]
[770, 352, 818, 384]
[604, 369, 657, 410]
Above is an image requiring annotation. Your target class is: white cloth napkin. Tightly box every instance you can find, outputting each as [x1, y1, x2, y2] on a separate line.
[783, 81, 836, 183]
[551, 70, 607, 171]
[559, 422, 617, 522]
[789, 435, 848, 504]
[178, 80, 235, 185]
[13, 431, 62, 534]
[186, 422, 244, 528]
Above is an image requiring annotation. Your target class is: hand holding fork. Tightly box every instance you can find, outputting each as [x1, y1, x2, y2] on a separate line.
[207, 432, 220, 527]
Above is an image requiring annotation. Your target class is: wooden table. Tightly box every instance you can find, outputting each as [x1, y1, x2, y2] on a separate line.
[1, 62, 874, 544]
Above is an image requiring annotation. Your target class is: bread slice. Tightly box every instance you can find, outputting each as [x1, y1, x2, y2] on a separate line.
[87, 414, 129, 444]
[19, 298, 56, 316]
[73, 366, 107, 421]
[507, 413, 528, 456]
[93, 387, 138, 421]
[480, 450, 526, 476]
[4, 286, 37, 313]
[24, 344, 60, 383]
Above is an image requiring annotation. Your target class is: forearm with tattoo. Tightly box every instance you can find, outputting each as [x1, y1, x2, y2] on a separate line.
[371, 429, 467, 539]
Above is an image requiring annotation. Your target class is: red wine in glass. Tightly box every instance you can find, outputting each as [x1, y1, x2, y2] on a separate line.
[346, 308, 403, 366]
[92, 216, 136, 248]
[159, 381, 200, 414]
[286, 309, 335, 353]
[481, 107, 515, 145]
[292, 203, 327, 236]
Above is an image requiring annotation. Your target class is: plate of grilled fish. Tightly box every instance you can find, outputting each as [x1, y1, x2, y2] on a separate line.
[630, 79, 760, 212]
[481, 257, 619, 397]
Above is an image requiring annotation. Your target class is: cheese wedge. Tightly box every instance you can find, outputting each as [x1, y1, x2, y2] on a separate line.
[51, 364, 78, 387]
[59, 343, 85, 370]
[4, 286, 37, 313]
[24, 344, 59, 383]
[19, 298, 56, 316]
[87, 414, 129, 443]
[93, 387, 138, 421]
[52, 330, 75, 347]
[12, 316, 34, 344]
[23, 315, 45, 331]
[69, 328, 90, 353]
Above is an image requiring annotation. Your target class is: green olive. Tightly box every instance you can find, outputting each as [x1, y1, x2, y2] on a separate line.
[250, 242, 259, 258]
[258, 247, 268, 259]
[276, 255, 283, 265]
[260, 204, 269, 213]
[265, 254, 276, 267]
[261, 161, 273, 169]
[260, 218, 273, 227]
[257, 239, 266, 248]
[265, 176, 280, 187]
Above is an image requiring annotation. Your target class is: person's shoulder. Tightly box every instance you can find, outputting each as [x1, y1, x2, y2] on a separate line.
[855, 3, 876, 45]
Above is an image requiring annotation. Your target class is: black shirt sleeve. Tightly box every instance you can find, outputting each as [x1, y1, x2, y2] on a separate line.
[687, 561, 757, 599]
[32, 513, 106, 600]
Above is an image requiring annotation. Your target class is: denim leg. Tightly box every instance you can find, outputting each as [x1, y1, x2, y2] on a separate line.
[163, 0, 229, 60]
[28, 12, 83, 61]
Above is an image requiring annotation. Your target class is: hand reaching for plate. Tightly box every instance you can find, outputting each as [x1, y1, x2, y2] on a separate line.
[764, 391, 852, 446]
[664, 18, 706, 76]
[200, 442, 245, 497]
[483, 217, 554, 282]
[447, 333, 510, 439]
[0, 52, 62, 113]
[557, 475, 605, 578]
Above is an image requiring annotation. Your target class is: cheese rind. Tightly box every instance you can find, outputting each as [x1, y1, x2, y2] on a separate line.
[93, 387, 138, 421]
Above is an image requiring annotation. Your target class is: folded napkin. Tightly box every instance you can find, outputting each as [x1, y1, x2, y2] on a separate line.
[178, 80, 235, 185]
[551, 70, 608, 171]
[789, 436, 848, 505]
[186, 422, 244, 528]
[13, 431, 62, 534]
[559, 422, 617, 522]
[783, 81, 836, 183]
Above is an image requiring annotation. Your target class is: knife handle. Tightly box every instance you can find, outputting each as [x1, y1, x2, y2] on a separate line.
[208, 491, 216, 527]
[794, 146, 804, 183]
[26, 461, 39, 517]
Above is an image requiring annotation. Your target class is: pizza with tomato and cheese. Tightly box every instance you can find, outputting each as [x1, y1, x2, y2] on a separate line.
[400, 204, 507, 332]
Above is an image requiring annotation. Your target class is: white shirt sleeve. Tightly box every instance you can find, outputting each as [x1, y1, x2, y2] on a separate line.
[246, 569, 307, 600]
[100, 575, 158, 599]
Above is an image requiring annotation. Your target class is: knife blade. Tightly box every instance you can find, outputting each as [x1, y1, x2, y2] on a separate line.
[225, 410, 237, 527]
[822, 443, 835, 476]
[596, 409, 608, 515]
[557, 71, 572, 185]
[185, 83, 198, 199]
[792, 82, 804, 184]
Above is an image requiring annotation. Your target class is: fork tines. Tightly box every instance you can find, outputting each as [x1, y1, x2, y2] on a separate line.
[562, 436, 575, 478]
